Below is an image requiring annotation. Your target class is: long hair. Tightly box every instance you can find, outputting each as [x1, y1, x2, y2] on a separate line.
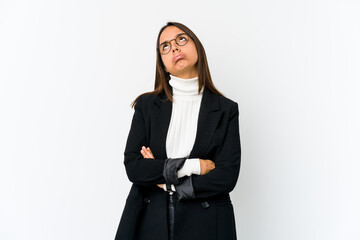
[130, 21, 224, 108]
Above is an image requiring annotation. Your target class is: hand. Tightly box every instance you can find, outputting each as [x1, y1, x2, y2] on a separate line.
[157, 183, 164, 189]
[199, 159, 215, 175]
[140, 146, 155, 159]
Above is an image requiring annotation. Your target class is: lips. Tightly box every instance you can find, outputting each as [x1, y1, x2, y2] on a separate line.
[173, 54, 184, 63]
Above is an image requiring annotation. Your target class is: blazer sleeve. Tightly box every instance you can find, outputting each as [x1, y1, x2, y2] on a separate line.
[175, 102, 241, 200]
[124, 95, 166, 186]
[123, 95, 188, 187]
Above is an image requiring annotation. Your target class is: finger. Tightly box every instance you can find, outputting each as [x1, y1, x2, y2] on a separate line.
[140, 149, 146, 158]
[147, 149, 155, 158]
[145, 147, 155, 159]
[141, 146, 151, 158]
[142, 151, 147, 158]
[140, 148, 149, 157]
[144, 147, 151, 155]
[142, 150, 150, 158]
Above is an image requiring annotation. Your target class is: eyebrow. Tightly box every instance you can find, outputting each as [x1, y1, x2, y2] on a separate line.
[159, 32, 186, 45]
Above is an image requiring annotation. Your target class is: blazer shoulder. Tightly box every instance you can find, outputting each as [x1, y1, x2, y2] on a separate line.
[134, 92, 161, 114]
[217, 94, 239, 112]
[138, 93, 160, 106]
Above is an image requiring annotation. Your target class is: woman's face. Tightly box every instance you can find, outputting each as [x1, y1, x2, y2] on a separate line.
[159, 26, 198, 78]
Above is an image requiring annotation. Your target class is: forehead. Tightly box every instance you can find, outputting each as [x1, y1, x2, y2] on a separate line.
[159, 26, 185, 44]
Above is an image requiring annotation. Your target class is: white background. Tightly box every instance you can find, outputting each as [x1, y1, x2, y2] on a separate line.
[0, 0, 359, 239]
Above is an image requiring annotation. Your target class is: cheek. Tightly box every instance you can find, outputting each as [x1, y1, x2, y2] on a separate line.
[161, 56, 173, 70]
[190, 50, 198, 63]
[162, 55, 170, 64]
[194, 51, 198, 61]
[189, 45, 198, 61]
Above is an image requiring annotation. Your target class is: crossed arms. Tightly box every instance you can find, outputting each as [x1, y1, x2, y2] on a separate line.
[123, 96, 241, 200]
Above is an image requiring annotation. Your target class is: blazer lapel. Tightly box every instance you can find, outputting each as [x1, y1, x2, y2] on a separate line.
[152, 86, 224, 159]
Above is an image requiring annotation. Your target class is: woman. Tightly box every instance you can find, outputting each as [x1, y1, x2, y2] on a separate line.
[115, 21, 241, 240]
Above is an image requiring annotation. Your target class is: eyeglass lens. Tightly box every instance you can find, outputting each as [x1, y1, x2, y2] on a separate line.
[159, 34, 189, 55]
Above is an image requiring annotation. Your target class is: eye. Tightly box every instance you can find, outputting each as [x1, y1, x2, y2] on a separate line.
[179, 36, 186, 42]
[162, 44, 168, 50]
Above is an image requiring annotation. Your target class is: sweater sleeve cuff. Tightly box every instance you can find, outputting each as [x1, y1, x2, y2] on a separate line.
[177, 158, 201, 178]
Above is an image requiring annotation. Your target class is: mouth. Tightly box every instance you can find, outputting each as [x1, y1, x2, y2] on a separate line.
[173, 54, 184, 63]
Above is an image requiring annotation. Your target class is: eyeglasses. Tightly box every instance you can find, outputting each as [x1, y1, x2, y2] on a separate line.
[158, 33, 191, 55]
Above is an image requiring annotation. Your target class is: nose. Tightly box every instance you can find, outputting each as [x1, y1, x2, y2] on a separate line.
[169, 39, 179, 53]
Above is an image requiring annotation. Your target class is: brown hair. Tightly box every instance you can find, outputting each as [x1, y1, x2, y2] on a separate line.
[130, 21, 224, 108]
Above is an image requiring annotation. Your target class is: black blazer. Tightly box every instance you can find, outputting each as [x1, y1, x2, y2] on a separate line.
[115, 86, 241, 240]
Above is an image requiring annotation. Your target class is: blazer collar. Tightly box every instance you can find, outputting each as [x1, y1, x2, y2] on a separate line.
[152, 86, 224, 159]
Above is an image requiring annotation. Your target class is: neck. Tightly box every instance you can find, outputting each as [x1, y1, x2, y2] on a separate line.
[169, 74, 204, 96]
[171, 68, 198, 79]
[173, 73, 197, 79]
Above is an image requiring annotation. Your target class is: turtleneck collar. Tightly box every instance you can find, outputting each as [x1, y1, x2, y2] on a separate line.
[169, 74, 204, 96]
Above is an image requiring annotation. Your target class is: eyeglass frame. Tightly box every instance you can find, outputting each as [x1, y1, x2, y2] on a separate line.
[157, 32, 193, 55]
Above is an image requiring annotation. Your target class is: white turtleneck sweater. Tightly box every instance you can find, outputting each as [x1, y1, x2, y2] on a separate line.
[162, 74, 204, 192]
